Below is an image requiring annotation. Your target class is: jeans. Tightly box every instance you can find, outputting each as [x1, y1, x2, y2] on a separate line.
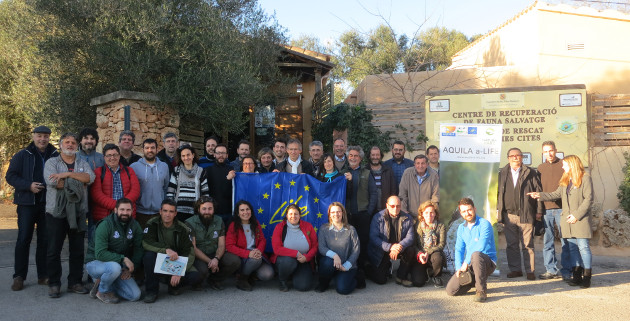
[230, 253, 274, 281]
[46, 214, 85, 287]
[542, 209, 572, 276]
[318, 256, 357, 295]
[275, 256, 313, 291]
[14, 204, 47, 280]
[566, 238, 591, 269]
[85, 260, 141, 301]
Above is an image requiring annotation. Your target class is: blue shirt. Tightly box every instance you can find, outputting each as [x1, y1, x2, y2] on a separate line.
[454, 215, 497, 269]
[109, 166, 123, 201]
[383, 158, 413, 186]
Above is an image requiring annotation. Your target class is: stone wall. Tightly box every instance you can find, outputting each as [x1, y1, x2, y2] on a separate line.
[91, 91, 179, 153]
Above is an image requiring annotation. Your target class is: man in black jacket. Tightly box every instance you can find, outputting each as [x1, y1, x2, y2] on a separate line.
[497, 147, 542, 281]
[206, 144, 236, 226]
[6, 126, 58, 291]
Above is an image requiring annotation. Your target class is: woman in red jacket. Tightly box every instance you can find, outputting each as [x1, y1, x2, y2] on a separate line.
[271, 204, 318, 292]
[224, 200, 273, 291]
[90, 144, 140, 222]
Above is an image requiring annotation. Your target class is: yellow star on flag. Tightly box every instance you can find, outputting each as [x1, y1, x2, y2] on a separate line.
[314, 227, 318, 232]
[261, 223, 267, 229]
[263, 193, 269, 199]
[290, 180, 296, 186]
[313, 197, 319, 203]
[317, 212, 323, 218]
[258, 208, 263, 214]
[304, 185, 310, 191]
[274, 182, 281, 189]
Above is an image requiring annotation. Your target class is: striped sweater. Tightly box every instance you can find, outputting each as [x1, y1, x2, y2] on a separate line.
[166, 164, 209, 214]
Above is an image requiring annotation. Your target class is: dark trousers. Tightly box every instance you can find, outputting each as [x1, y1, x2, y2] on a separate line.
[143, 251, 203, 293]
[46, 214, 85, 287]
[194, 253, 240, 282]
[419, 251, 444, 278]
[349, 211, 370, 269]
[367, 247, 417, 285]
[275, 256, 313, 291]
[318, 256, 357, 295]
[446, 251, 496, 295]
[14, 204, 47, 280]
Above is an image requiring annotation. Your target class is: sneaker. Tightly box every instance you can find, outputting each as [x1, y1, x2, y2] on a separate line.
[67, 283, 89, 294]
[395, 277, 413, 287]
[539, 272, 559, 280]
[432, 277, 444, 288]
[11, 276, 24, 291]
[473, 290, 487, 302]
[279, 281, 289, 292]
[96, 291, 120, 304]
[89, 279, 101, 298]
[48, 285, 61, 298]
[506, 271, 523, 278]
[38, 278, 49, 286]
[143, 292, 158, 303]
[315, 283, 328, 293]
[526, 273, 536, 280]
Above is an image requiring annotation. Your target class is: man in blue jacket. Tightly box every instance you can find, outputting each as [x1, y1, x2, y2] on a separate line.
[6, 126, 58, 291]
[446, 198, 497, 302]
[367, 196, 416, 286]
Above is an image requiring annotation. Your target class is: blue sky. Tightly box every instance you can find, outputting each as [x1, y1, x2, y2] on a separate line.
[258, 0, 535, 45]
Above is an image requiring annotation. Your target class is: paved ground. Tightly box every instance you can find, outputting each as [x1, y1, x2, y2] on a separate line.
[1, 203, 629, 321]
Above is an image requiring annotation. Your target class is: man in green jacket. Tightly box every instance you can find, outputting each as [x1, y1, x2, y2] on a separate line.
[85, 198, 143, 303]
[142, 199, 202, 303]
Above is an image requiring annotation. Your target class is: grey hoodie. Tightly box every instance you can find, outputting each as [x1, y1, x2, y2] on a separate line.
[130, 157, 170, 215]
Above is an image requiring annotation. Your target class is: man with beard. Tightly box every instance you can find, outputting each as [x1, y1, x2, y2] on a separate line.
[426, 145, 440, 174]
[367, 146, 396, 216]
[143, 199, 202, 303]
[384, 140, 414, 186]
[276, 139, 314, 176]
[118, 130, 141, 167]
[130, 139, 170, 228]
[85, 198, 143, 304]
[446, 198, 497, 302]
[198, 136, 219, 169]
[343, 146, 373, 288]
[206, 144, 236, 225]
[44, 133, 95, 298]
[399, 155, 439, 217]
[157, 132, 178, 174]
[272, 138, 287, 164]
[333, 138, 350, 173]
[230, 140, 251, 172]
[90, 144, 141, 223]
[78, 128, 104, 172]
[6, 126, 58, 291]
[186, 196, 240, 290]
[308, 140, 324, 177]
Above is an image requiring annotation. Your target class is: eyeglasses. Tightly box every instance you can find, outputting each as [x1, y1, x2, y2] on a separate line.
[105, 154, 120, 158]
[215, 151, 227, 155]
[508, 154, 522, 159]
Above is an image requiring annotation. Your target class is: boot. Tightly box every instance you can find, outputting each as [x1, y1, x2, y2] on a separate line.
[568, 266, 583, 286]
[315, 277, 330, 293]
[236, 275, 252, 291]
[580, 269, 591, 288]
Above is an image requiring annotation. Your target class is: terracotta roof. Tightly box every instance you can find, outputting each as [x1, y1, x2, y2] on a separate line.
[281, 44, 333, 64]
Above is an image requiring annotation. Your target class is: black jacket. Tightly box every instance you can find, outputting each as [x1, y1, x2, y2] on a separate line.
[5, 142, 58, 205]
[497, 164, 542, 224]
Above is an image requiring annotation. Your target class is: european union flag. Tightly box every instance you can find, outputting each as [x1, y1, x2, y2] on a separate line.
[234, 172, 347, 252]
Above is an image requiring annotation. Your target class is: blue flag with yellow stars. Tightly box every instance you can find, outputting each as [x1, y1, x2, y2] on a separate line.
[234, 172, 347, 252]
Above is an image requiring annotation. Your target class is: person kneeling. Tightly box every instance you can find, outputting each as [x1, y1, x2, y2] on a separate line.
[142, 200, 202, 303]
[317, 203, 360, 295]
[85, 198, 143, 303]
[446, 198, 497, 302]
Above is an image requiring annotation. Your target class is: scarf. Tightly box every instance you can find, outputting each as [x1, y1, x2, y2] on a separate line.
[420, 221, 438, 251]
[287, 155, 302, 174]
[175, 163, 201, 201]
[324, 170, 339, 182]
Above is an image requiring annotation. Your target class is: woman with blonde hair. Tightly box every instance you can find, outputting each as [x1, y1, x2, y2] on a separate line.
[529, 155, 593, 288]
[415, 201, 446, 287]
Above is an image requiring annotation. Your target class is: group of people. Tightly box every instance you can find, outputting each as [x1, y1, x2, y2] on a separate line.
[5, 125, 593, 304]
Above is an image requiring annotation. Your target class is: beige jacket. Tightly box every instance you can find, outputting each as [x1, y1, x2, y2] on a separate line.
[539, 173, 593, 239]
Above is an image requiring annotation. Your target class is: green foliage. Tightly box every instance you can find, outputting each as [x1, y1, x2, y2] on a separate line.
[617, 152, 630, 215]
[5, 0, 288, 135]
[406, 27, 471, 71]
[312, 103, 391, 155]
[290, 34, 331, 55]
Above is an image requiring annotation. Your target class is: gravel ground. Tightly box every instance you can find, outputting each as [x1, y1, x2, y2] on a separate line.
[1, 203, 629, 321]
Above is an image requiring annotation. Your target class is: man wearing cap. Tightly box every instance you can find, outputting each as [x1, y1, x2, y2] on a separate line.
[6, 126, 59, 291]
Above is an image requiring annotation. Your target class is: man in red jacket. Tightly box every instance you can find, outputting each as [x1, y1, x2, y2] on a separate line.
[90, 144, 141, 222]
